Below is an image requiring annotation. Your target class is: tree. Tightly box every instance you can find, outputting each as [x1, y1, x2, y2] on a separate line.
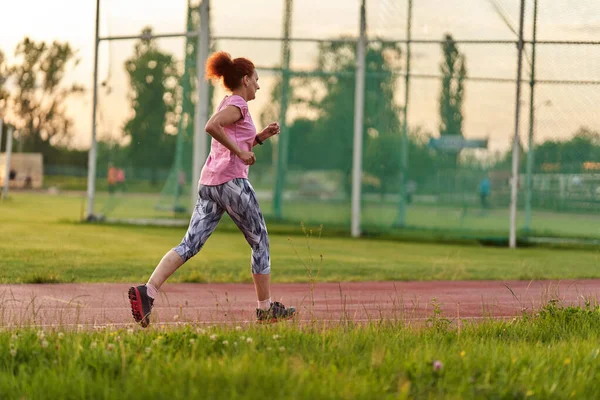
[490, 127, 600, 174]
[254, 75, 287, 170]
[292, 39, 404, 196]
[439, 34, 467, 167]
[8, 38, 83, 152]
[361, 41, 404, 196]
[0, 49, 8, 151]
[533, 127, 600, 173]
[0, 49, 9, 113]
[123, 27, 179, 184]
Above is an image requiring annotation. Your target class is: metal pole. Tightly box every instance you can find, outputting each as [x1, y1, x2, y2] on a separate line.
[174, 0, 194, 210]
[99, 31, 200, 42]
[351, 0, 367, 238]
[509, 0, 526, 248]
[86, 0, 101, 220]
[396, 0, 412, 227]
[2, 126, 13, 200]
[273, 0, 293, 219]
[524, 0, 538, 233]
[191, 0, 211, 209]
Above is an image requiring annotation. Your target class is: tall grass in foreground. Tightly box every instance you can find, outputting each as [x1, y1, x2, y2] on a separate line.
[1, 303, 600, 399]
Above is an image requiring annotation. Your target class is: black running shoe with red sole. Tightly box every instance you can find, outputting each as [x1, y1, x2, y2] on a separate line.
[128, 285, 154, 328]
[256, 301, 296, 324]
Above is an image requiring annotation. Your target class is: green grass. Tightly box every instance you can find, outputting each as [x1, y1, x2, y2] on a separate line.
[44, 175, 166, 194]
[3, 192, 600, 398]
[2, 304, 600, 399]
[39, 174, 600, 239]
[86, 191, 600, 240]
[42, 169, 600, 239]
[1, 192, 600, 284]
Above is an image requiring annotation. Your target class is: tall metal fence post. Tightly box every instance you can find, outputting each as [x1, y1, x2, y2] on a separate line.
[525, 0, 539, 233]
[351, 0, 367, 237]
[86, 0, 101, 219]
[273, 0, 293, 220]
[509, 0, 527, 248]
[191, 0, 211, 210]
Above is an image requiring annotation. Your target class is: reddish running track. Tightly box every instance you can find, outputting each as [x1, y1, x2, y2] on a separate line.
[1, 280, 599, 328]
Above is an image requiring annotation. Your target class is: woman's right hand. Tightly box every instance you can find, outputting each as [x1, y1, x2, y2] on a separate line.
[237, 150, 256, 165]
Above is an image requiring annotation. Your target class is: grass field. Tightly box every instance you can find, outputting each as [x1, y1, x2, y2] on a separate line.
[88, 190, 600, 240]
[3, 192, 600, 399]
[2, 304, 600, 399]
[38, 173, 600, 238]
[1, 192, 599, 284]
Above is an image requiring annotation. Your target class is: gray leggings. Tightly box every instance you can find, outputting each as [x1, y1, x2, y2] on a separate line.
[174, 178, 270, 274]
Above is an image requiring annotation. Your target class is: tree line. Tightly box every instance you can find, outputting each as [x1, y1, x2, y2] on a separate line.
[0, 31, 598, 192]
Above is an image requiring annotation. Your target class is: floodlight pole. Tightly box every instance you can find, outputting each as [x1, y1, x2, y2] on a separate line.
[351, 0, 367, 238]
[191, 0, 211, 210]
[509, 0, 526, 248]
[273, 0, 293, 220]
[524, 0, 538, 233]
[86, 0, 101, 220]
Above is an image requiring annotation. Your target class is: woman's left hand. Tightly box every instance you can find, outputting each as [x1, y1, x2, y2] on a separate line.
[262, 122, 280, 138]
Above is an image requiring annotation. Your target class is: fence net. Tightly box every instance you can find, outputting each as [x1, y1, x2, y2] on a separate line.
[83, 0, 600, 240]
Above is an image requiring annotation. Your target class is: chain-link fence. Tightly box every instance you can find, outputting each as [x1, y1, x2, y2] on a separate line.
[86, 0, 600, 242]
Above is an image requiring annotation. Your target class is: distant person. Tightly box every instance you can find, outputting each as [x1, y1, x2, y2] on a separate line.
[23, 168, 33, 189]
[128, 51, 295, 328]
[107, 163, 117, 195]
[9, 169, 16, 181]
[479, 175, 491, 209]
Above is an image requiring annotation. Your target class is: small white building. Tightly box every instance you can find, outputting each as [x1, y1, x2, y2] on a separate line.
[0, 153, 44, 189]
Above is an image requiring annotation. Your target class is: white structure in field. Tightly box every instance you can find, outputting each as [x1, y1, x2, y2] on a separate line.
[0, 153, 44, 189]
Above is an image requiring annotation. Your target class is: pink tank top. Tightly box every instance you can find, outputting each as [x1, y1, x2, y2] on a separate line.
[199, 95, 256, 186]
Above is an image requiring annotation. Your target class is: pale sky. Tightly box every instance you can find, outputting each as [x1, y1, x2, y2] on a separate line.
[1, 0, 599, 153]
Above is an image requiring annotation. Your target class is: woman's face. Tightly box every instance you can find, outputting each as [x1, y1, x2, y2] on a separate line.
[244, 70, 260, 101]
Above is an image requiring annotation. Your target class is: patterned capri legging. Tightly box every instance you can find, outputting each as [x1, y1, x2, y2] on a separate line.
[173, 178, 270, 274]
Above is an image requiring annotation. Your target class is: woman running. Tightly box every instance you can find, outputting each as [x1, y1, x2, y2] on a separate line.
[128, 51, 296, 327]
